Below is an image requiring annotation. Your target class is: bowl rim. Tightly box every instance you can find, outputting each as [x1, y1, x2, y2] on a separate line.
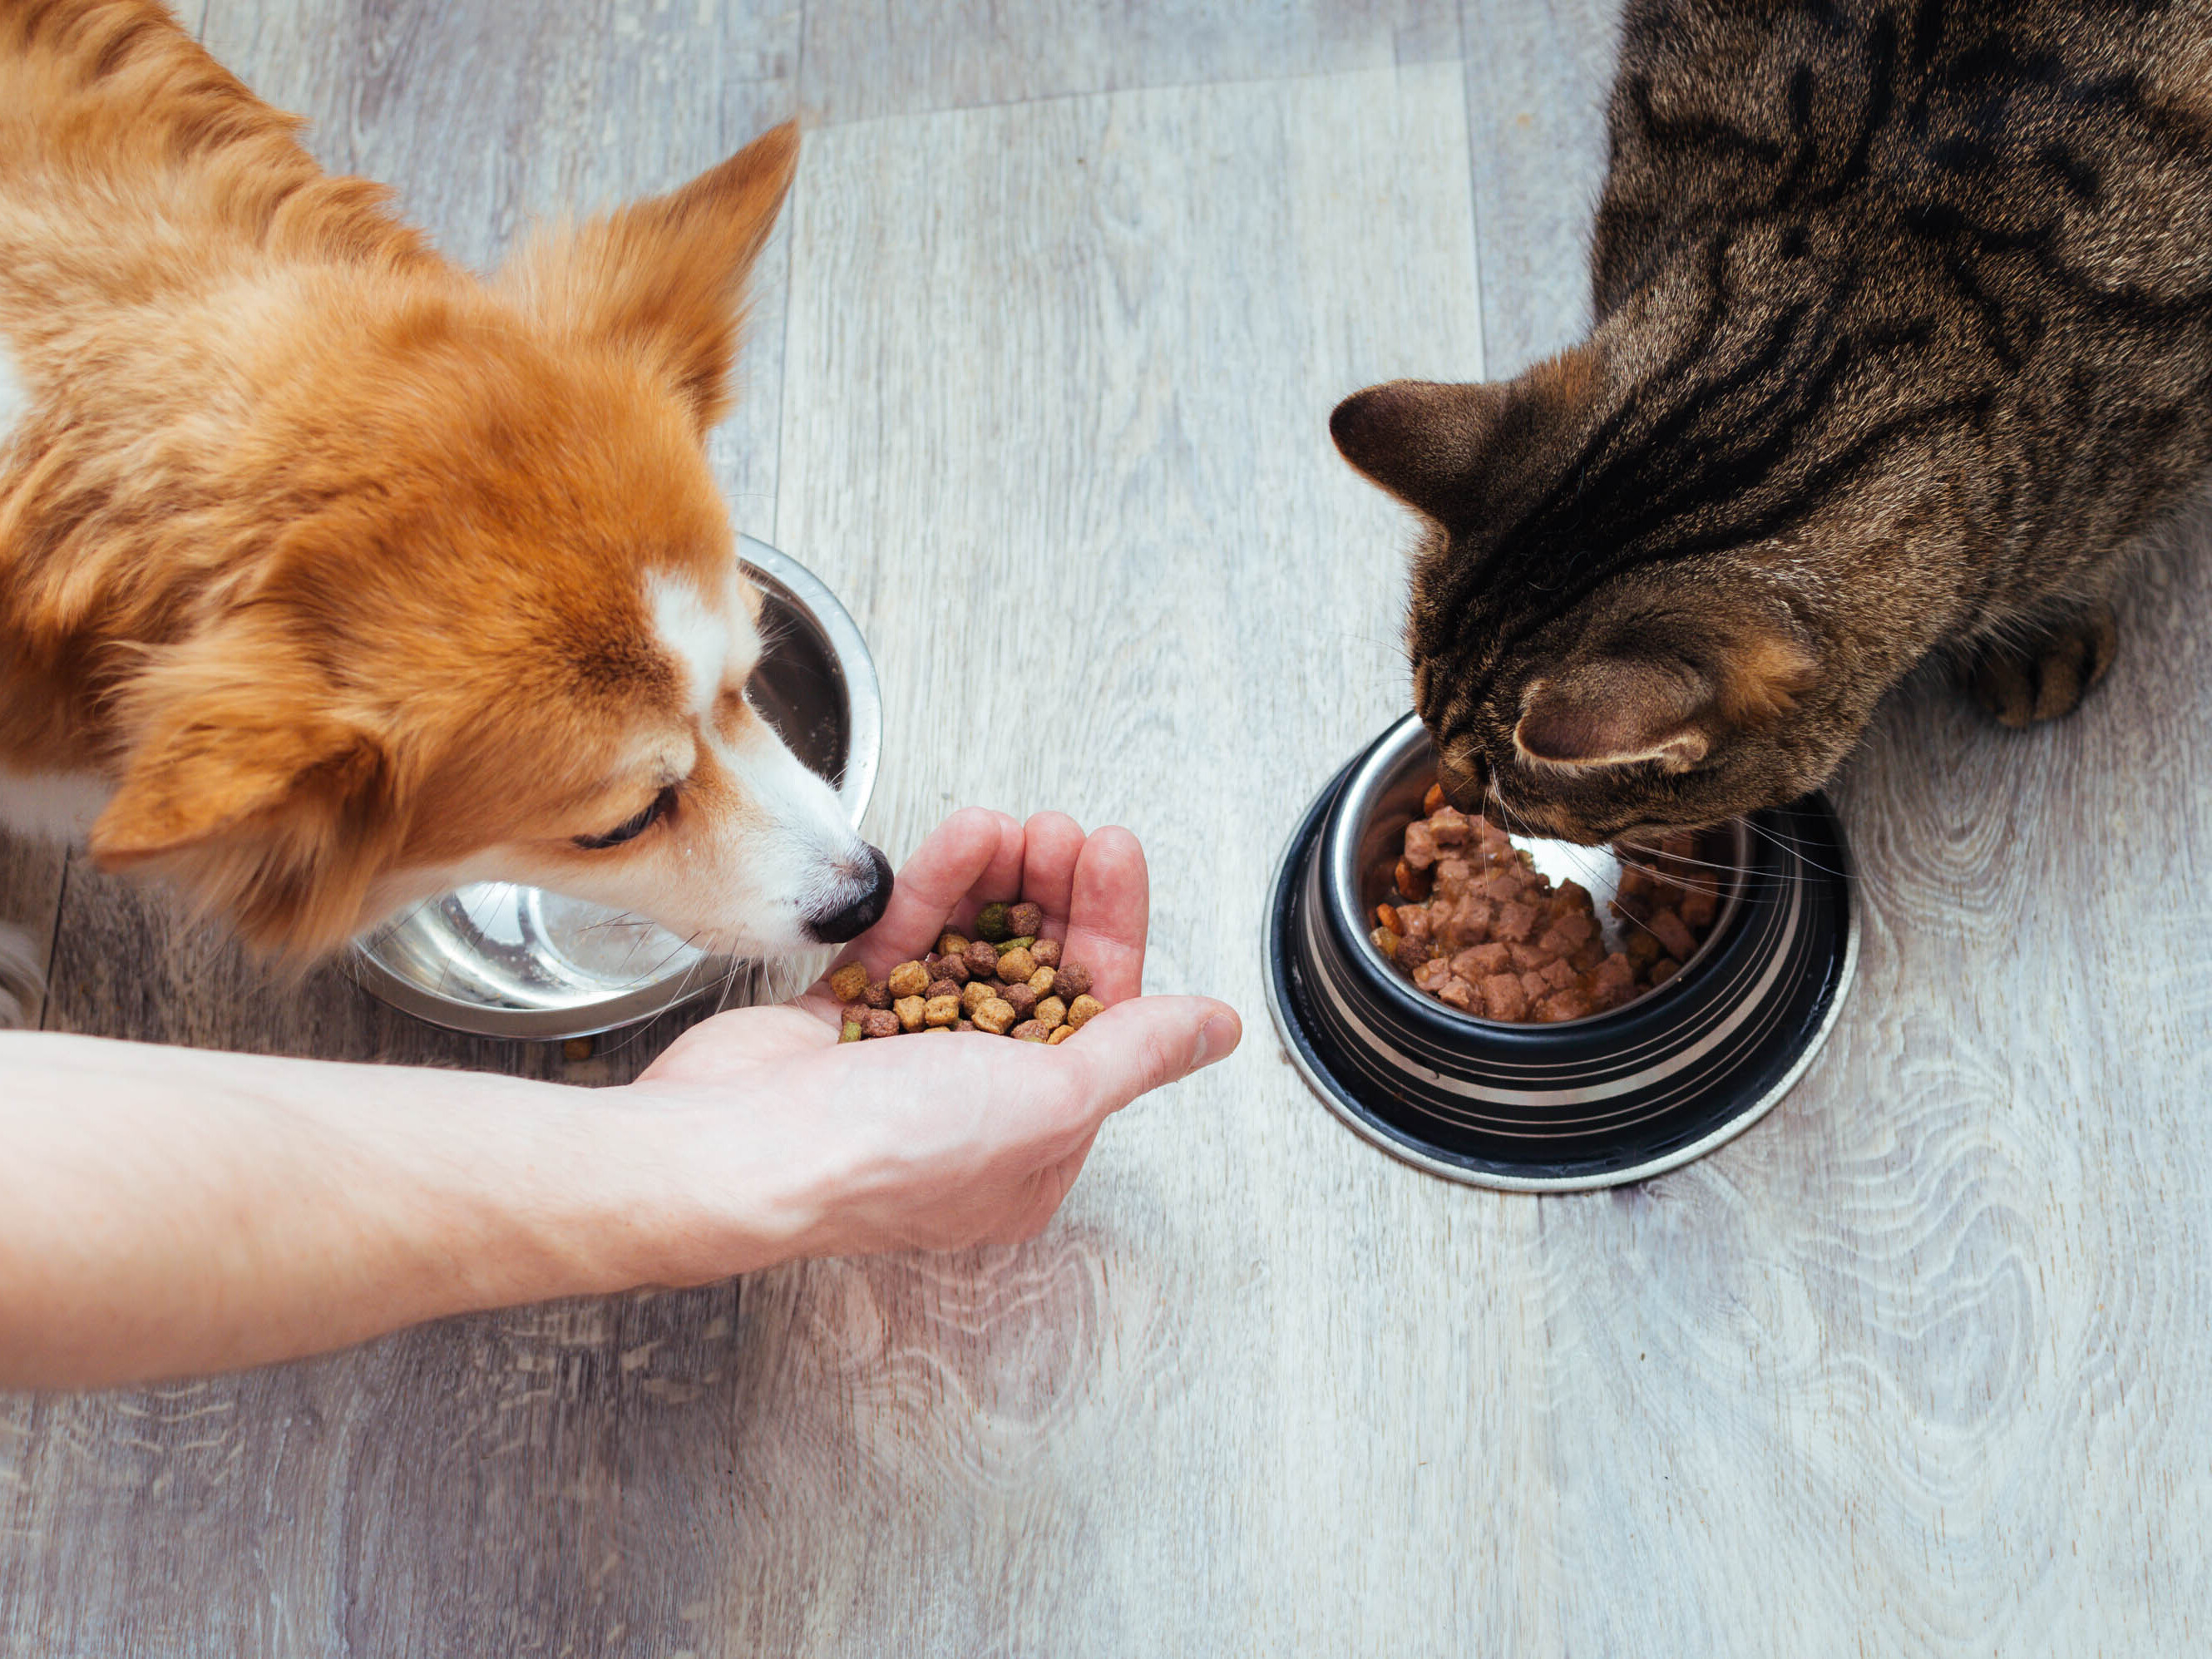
[347, 536, 881, 1041]
[1323, 715, 1750, 1034]
[1263, 720, 1860, 1192]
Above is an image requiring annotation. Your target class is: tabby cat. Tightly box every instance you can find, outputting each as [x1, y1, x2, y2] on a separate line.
[1334, 0, 2212, 843]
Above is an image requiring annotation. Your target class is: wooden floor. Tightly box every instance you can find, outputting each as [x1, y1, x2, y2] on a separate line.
[5, 2, 2210, 1652]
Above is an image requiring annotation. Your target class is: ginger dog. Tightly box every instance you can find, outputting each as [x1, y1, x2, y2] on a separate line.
[0, 1, 887, 1020]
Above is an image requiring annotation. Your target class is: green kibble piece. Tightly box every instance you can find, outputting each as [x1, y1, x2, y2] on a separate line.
[975, 902, 1013, 942]
[839, 1019, 864, 1044]
[995, 935, 1035, 955]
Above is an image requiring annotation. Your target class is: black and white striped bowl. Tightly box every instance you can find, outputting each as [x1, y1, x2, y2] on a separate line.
[1263, 713, 1857, 1191]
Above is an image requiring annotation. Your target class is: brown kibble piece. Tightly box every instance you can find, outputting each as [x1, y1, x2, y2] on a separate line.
[861, 980, 890, 1010]
[894, 995, 926, 1033]
[1376, 902, 1400, 932]
[1065, 994, 1104, 1029]
[829, 962, 870, 1004]
[1402, 820, 1439, 870]
[1030, 937, 1062, 968]
[1625, 930, 1661, 966]
[1008, 901, 1046, 940]
[1423, 782, 1447, 815]
[926, 978, 960, 1002]
[1493, 901, 1538, 943]
[861, 1009, 900, 1039]
[1010, 1020, 1049, 1042]
[960, 979, 996, 1015]
[887, 960, 929, 999]
[1026, 966, 1057, 997]
[1537, 989, 1593, 1023]
[924, 994, 960, 1028]
[1395, 936, 1434, 973]
[1001, 982, 1039, 1018]
[973, 997, 1018, 1034]
[921, 1025, 951, 1034]
[1048, 1025, 1075, 1045]
[563, 1036, 595, 1063]
[964, 939, 1001, 979]
[936, 954, 970, 985]
[1034, 995, 1068, 1029]
[1052, 964, 1093, 1001]
[937, 931, 970, 959]
[1479, 974, 1528, 1021]
[996, 946, 1036, 984]
[1648, 908, 1698, 961]
[1395, 858, 1432, 901]
[957, 1019, 975, 1032]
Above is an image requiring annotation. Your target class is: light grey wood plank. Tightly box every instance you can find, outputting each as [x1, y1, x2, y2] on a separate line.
[733, 62, 1538, 1656]
[800, 0, 1459, 125]
[0, 836, 62, 1029]
[1460, 0, 1620, 373]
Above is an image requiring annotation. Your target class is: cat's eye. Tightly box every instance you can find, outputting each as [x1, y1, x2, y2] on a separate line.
[574, 785, 677, 850]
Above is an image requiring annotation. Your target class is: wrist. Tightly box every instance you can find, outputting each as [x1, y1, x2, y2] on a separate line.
[559, 1078, 833, 1291]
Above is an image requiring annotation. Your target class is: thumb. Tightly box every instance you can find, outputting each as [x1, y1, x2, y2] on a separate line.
[1063, 995, 1241, 1118]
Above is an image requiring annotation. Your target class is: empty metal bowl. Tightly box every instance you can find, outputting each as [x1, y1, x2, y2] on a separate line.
[351, 536, 881, 1040]
[1264, 712, 1857, 1191]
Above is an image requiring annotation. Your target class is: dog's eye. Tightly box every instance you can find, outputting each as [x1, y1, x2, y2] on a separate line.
[574, 785, 676, 851]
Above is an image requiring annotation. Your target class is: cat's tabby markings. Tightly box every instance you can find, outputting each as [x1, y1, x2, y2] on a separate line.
[1336, 0, 2212, 843]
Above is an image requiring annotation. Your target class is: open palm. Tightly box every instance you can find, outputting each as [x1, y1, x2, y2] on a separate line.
[628, 809, 1240, 1262]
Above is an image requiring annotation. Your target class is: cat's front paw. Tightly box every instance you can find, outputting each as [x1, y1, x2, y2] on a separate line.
[1963, 603, 2119, 728]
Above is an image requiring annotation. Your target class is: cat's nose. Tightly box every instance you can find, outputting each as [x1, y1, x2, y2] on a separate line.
[1436, 749, 1489, 812]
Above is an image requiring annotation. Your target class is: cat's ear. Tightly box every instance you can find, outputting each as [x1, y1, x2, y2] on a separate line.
[1514, 632, 1818, 773]
[501, 122, 799, 432]
[1330, 348, 1598, 522]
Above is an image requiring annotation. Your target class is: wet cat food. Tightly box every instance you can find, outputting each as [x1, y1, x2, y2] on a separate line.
[1371, 785, 1719, 1023]
[832, 911, 1107, 1040]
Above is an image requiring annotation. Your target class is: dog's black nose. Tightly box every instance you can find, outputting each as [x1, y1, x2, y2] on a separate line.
[807, 845, 893, 944]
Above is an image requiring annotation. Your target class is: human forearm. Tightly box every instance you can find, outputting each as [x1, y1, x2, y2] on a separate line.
[0, 1034, 740, 1388]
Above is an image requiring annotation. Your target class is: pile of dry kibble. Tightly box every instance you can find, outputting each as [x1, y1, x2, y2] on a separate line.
[830, 899, 1105, 1043]
[1374, 783, 1717, 1024]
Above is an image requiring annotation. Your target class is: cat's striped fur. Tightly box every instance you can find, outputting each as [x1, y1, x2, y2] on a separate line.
[1335, 0, 2212, 842]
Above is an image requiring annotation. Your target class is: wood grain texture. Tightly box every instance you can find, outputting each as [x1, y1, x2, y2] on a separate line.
[1460, 0, 1618, 374]
[800, 0, 1460, 125]
[6, 0, 2212, 1653]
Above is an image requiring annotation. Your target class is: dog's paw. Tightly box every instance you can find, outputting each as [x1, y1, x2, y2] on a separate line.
[0, 922, 42, 1030]
[1963, 603, 2119, 728]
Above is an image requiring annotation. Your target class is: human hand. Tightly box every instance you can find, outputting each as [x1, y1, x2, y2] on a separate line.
[615, 809, 1241, 1278]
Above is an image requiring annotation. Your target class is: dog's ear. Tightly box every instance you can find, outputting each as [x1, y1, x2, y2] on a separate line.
[91, 696, 401, 959]
[501, 121, 800, 432]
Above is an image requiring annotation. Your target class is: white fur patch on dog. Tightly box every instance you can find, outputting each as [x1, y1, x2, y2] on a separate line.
[649, 566, 760, 723]
[0, 767, 112, 843]
[0, 332, 30, 456]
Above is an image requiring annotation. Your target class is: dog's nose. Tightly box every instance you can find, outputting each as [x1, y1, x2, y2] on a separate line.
[807, 845, 893, 944]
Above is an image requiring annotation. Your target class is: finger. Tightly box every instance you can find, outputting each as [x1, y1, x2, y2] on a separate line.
[1059, 826, 1149, 1002]
[1058, 995, 1240, 1121]
[834, 808, 1009, 980]
[951, 811, 1029, 935]
[1015, 812, 1086, 936]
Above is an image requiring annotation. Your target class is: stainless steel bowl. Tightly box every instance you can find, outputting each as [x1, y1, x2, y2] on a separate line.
[351, 536, 881, 1040]
[1264, 713, 1858, 1191]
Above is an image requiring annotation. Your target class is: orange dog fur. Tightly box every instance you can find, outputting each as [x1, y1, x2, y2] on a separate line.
[0, 0, 889, 991]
